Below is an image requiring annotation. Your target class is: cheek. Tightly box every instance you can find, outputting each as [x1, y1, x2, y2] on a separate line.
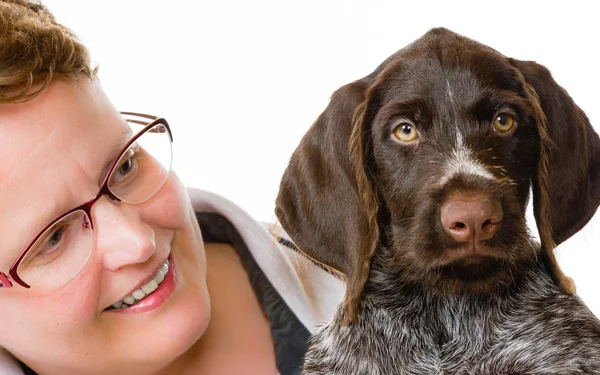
[140, 172, 191, 230]
[0, 272, 101, 355]
[142, 172, 208, 295]
[494, 133, 539, 209]
[140, 173, 204, 273]
[375, 155, 429, 214]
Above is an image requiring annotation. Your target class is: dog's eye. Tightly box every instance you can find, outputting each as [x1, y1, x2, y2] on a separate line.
[493, 113, 516, 133]
[393, 123, 418, 142]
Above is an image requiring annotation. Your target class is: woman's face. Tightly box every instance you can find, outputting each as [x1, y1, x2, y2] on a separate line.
[0, 79, 210, 374]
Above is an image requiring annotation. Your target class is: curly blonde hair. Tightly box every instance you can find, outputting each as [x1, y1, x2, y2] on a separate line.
[0, 0, 96, 103]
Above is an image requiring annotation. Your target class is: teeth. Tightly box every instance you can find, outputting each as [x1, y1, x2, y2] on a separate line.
[153, 269, 165, 284]
[141, 280, 159, 295]
[123, 295, 135, 305]
[132, 289, 146, 300]
[112, 260, 169, 309]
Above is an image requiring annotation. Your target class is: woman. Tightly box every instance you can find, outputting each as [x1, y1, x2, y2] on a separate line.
[0, 1, 343, 374]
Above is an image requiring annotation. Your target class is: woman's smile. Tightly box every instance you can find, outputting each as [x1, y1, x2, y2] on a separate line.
[104, 256, 176, 313]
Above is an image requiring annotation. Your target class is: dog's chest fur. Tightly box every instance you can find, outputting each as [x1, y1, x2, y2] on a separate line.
[303, 260, 600, 375]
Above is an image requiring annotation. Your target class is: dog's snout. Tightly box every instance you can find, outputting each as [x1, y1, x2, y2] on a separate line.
[440, 197, 503, 243]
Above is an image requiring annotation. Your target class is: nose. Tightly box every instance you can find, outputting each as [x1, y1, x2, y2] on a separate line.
[92, 198, 156, 271]
[440, 196, 503, 243]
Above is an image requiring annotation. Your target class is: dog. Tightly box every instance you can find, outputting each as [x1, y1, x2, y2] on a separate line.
[275, 28, 600, 374]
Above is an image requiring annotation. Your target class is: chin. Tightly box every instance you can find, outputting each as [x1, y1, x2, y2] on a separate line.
[123, 261, 211, 369]
[431, 257, 512, 296]
[149, 230, 212, 360]
[155, 277, 211, 360]
[425, 245, 535, 296]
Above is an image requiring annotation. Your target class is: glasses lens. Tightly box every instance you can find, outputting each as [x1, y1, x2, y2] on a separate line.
[17, 210, 93, 290]
[108, 122, 172, 204]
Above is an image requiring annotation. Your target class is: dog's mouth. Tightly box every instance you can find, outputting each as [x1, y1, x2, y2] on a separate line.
[438, 255, 504, 282]
[442, 241, 508, 262]
[432, 240, 512, 283]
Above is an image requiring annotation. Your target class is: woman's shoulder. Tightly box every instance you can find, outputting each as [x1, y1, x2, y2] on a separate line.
[0, 349, 24, 375]
[187, 187, 345, 332]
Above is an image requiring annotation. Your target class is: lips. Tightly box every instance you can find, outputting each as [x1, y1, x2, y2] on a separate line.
[105, 259, 169, 311]
[442, 241, 509, 263]
[439, 256, 504, 282]
[104, 259, 170, 311]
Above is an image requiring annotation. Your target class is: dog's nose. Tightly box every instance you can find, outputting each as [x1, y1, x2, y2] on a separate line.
[440, 197, 503, 243]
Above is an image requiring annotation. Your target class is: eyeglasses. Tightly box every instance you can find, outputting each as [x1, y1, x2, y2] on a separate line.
[0, 112, 173, 289]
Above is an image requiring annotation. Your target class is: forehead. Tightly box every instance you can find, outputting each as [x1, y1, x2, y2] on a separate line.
[376, 40, 525, 112]
[0, 79, 128, 262]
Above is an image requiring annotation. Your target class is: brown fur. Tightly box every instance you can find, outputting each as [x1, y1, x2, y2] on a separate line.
[276, 28, 600, 322]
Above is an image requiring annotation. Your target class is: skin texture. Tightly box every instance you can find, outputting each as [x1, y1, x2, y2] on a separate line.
[0, 79, 276, 374]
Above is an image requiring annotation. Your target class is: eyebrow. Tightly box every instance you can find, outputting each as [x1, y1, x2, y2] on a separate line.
[379, 98, 430, 123]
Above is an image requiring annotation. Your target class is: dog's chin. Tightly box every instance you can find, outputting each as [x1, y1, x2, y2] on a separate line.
[438, 256, 503, 283]
[427, 260, 514, 296]
[427, 244, 521, 295]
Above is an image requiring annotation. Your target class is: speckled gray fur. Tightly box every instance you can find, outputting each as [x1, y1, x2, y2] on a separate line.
[303, 250, 600, 375]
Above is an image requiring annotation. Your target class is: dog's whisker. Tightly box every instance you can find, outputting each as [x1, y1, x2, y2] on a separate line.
[393, 216, 417, 225]
[506, 256, 517, 286]
[520, 234, 539, 262]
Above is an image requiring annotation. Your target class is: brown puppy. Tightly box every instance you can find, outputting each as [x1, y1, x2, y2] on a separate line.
[276, 28, 600, 374]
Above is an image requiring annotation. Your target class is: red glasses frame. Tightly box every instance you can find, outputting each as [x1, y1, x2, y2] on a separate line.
[0, 112, 172, 288]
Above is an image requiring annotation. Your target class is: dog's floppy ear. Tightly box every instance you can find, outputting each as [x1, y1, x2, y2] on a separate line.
[275, 79, 379, 322]
[512, 59, 600, 292]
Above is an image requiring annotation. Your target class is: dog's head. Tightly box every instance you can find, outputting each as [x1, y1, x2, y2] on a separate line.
[276, 28, 600, 321]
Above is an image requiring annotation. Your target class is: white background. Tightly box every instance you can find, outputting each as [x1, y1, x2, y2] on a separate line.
[44, 1, 599, 316]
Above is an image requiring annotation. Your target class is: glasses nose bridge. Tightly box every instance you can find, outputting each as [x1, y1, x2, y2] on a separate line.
[81, 184, 122, 229]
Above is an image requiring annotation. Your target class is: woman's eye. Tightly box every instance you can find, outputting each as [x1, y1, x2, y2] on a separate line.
[493, 113, 517, 133]
[118, 157, 133, 175]
[393, 122, 418, 142]
[113, 147, 138, 179]
[47, 227, 64, 248]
